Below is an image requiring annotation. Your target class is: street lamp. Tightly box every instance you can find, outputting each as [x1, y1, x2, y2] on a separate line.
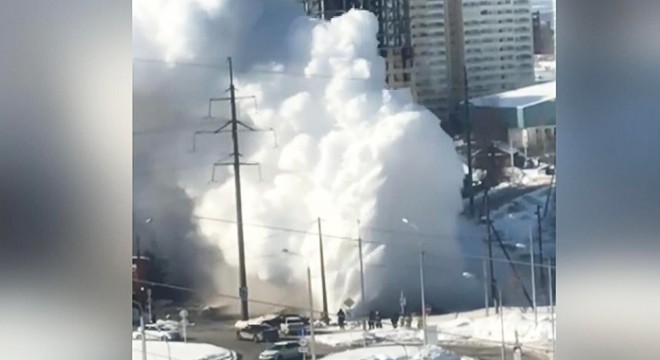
[401, 217, 427, 346]
[514, 226, 538, 325]
[144, 217, 154, 322]
[356, 220, 367, 332]
[282, 249, 317, 360]
[463, 272, 505, 360]
[133, 300, 147, 360]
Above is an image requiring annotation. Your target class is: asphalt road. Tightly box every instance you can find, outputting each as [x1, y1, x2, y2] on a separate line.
[185, 321, 552, 360]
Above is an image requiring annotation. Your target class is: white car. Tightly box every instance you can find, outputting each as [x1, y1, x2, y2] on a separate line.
[133, 323, 183, 341]
[279, 317, 309, 336]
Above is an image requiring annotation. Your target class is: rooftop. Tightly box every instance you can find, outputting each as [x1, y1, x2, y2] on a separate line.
[469, 81, 556, 109]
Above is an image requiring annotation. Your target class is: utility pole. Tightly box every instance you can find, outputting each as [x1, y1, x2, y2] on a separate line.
[192, 57, 275, 321]
[228, 57, 249, 321]
[136, 234, 141, 260]
[536, 205, 544, 287]
[485, 190, 496, 313]
[317, 217, 329, 324]
[463, 65, 475, 218]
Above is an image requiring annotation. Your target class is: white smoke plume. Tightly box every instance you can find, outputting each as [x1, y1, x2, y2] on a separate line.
[134, 0, 483, 315]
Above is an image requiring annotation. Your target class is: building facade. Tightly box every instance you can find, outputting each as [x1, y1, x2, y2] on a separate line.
[408, 0, 450, 115]
[300, 0, 415, 91]
[458, 0, 535, 98]
[300, 0, 536, 125]
[464, 81, 555, 159]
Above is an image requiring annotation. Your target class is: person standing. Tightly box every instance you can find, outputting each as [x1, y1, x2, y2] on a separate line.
[368, 310, 375, 330]
[391, 313, 399, 329]
[375, 311, 382, 329]
[336, 309, 346, 330]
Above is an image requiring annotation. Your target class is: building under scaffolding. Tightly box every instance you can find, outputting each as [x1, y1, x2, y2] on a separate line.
[299, 0, 414, 89]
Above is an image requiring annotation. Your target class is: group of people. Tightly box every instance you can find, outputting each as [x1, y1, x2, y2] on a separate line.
[367, 310, 382, 329]
[335, 308, 418, 330]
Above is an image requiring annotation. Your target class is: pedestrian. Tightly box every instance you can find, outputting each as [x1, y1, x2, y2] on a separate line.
[368, 310, 375, 330]
[337, 309, 346, 330]
[375, 311, 382, 329]
[391, 313, 399, 329]
[405, 313, 413, 328]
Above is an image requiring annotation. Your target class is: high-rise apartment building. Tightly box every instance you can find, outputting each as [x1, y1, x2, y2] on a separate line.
[300, 0, 414, 90]
[408, 0, 450, 115]
[299, 1, 536, 126]
[456, 0, 535, 98]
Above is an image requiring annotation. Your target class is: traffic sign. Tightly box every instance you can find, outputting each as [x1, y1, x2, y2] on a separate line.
[298, 347, 309, 354]
[239, 287, 248, 300]
[299, 338, 308, 347]
[343, 298, 354, 308]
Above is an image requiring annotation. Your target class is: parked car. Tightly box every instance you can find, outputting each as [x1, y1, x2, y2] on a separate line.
[236, 324, 280, 343]
[132, 323, 182, 341]
[258, 341, 302, 360]
[279, 316, 309, 336]
[261, 314, 309, 328]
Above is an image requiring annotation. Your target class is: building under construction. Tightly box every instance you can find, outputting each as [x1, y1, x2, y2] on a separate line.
[299, 0, 414, 89]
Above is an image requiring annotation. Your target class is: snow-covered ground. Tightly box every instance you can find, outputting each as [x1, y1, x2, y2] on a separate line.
[131, 340, 237, 360]
[465, 165, 553, 211]
[313, 307, 555, 352]
[490, 185, 556, 259]
[322, 345, 473, 360]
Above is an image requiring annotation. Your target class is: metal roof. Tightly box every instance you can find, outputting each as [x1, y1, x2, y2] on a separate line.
[469, 81, 555, 109]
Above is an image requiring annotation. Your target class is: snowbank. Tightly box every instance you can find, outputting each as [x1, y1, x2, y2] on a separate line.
[132, 341, 237, 360]
[322, 345, 464, 360]
[314, 307, 555, 350]
[411, 346, 461, 360]
[233, 313, 280, 329]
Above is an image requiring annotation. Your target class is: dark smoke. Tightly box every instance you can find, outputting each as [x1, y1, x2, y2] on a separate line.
[133, 90, 222, 303]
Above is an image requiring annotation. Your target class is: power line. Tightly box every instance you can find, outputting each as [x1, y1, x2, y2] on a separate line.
[192, 215, 555, 270]
[133, 57, 372, 81]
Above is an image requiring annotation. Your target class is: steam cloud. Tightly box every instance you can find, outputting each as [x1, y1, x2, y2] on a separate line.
[134, 0, 482, 315]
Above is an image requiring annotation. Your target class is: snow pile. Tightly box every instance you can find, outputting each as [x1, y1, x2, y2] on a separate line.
[433, 308, 555, 346]
[233, 313, 280, 329]
[134, 0, 470, 314]
[314, 307, 555, 349]
[322, 345, 463, 360]
[155, 319, 182, 330]
[411, 345, 460, 360]
[132, 341, 236, 360]
[315, 327, 420, 347]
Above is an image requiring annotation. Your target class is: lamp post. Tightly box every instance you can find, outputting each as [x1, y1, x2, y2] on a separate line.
[515, 230, 538, 325]
[282, 249, 317, 360]
[463, 272, 505, 360]
[356, 220, 367, 331]
[133, 300, 147, 360]
[401, 217, 427, 346]
[144, 217, 154, 323]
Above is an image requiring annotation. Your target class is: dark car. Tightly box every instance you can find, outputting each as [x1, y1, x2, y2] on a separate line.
[236, 324, 280, 343]
[258, 341, 303, 360]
